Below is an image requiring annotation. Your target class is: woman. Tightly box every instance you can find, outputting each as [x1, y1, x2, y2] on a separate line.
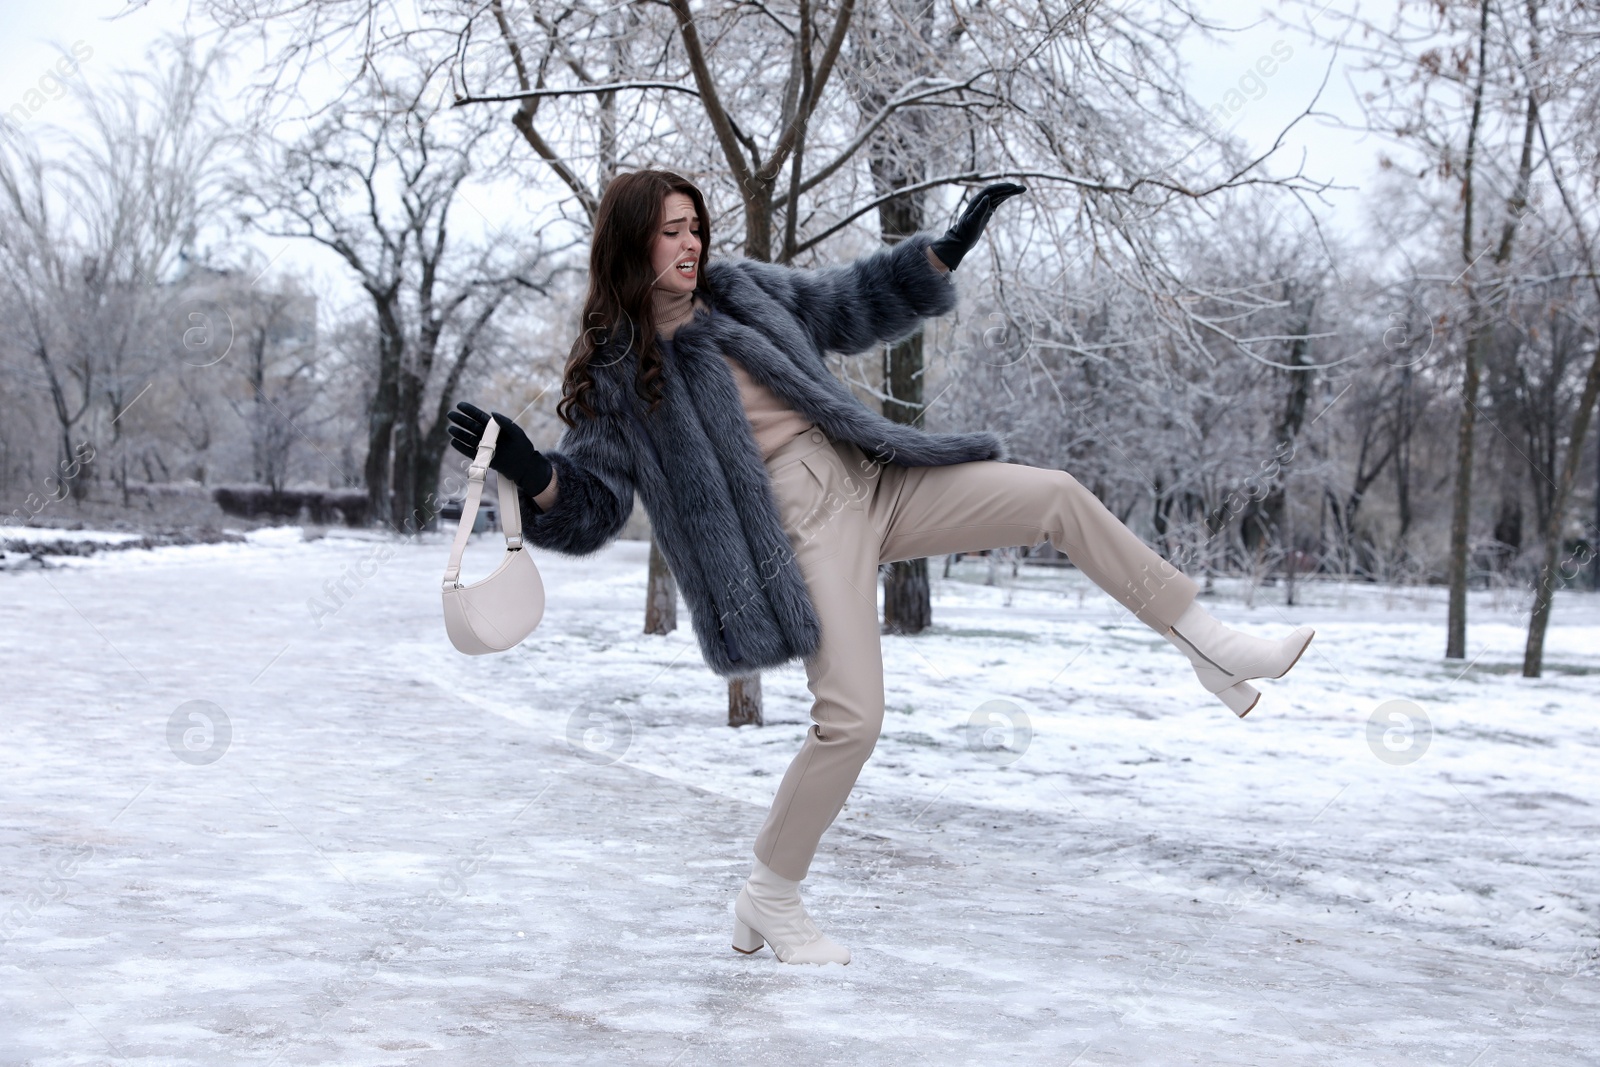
[449, 169, 1314, 966]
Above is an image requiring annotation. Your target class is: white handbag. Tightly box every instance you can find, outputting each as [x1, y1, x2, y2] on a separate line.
[441, 417, 546, 654]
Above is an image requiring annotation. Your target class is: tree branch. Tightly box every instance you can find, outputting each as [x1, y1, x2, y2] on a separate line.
[774, 74, 998, 210]
[668, 0, 754, 191]
[756, 0, 855, 184]
[453, 80, 703, 106]
[791, 165, 1333, 257]
[490, 0, 598, 222]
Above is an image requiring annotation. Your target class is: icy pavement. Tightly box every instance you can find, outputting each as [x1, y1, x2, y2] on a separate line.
[1, 527, 1596, 1065]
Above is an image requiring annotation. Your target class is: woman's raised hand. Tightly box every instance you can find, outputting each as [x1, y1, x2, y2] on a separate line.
[447, 401, 554, 496]
[928, 181, 1027, 271]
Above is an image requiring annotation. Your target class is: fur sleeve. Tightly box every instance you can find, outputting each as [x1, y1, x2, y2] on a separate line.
[733, 232, 958, 356]
[517, 405, 635, 556]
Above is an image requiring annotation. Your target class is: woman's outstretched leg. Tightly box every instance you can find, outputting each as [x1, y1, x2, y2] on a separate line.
[870, 450, 1198, 623]
[864, 448, 1313, 715]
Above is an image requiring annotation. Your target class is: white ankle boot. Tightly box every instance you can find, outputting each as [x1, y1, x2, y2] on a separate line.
[731, 859, 851, 965]
[1163, 600, 1314, 717]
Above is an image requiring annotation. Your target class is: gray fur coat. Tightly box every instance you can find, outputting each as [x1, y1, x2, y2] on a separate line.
[519, 231, 1011, 677]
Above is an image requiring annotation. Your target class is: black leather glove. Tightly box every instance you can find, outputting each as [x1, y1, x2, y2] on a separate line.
[929, 181, 1027, 271]
[447, 401, 553, 498]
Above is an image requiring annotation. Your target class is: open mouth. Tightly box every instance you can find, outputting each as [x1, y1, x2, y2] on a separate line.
[675, 259, 696, 277]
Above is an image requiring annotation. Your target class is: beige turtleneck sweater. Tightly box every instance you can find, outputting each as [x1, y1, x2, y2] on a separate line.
[530, 247, 950, 513]
[653, 285, 818, 462]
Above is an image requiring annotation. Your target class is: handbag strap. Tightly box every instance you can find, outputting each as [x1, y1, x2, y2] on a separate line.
[443, 418, 526, 589]
[497, 448, 523, 546]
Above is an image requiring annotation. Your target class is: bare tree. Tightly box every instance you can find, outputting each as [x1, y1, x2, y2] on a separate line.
[0, 34, 232, 501]
[0, 141, 95, 494]
[223, 277, 321, 494]
[1519, 48, 1600, 675]
[1312, 0, 1547, 657]
[238, 49, 557, 528]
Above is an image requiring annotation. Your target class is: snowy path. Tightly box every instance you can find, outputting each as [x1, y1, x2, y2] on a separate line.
[1, 528, 1596, 1065]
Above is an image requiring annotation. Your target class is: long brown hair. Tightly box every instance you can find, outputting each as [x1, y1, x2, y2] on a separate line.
[556, 169, 712, 426]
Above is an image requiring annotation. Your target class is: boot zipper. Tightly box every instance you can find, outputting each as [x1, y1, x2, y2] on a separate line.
[1169, 625, 1230, 675]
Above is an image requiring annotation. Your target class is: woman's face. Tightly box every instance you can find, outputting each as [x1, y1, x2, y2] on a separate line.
[649, 191, 702, 295]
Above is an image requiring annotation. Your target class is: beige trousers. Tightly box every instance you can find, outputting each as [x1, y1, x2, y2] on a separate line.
[751, 427, 1200, 881]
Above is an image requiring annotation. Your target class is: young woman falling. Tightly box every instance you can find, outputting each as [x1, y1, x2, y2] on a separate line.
[448, 169, 1314, 966]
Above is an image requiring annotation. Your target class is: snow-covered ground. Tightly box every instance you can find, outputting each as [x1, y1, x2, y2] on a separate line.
[1, 527, 1595, 1065]
[0, 526, 147, 545]
[0, 527, 152, 554]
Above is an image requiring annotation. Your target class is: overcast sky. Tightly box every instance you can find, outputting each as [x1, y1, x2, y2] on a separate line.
[0, 0, 1383, 297]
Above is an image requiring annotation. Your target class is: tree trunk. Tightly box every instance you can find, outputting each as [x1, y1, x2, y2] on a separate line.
[1449, 0, 1538, 656]
[1445, 0, 1493, 658]
[391, 361, 425, 530]
[645, 534, 678, 634]
[884, 558, 931, 632]
[728, 674, 763, 727]
[1395, 363, 1416, 543]
[414, 436, 451, 530]
[365, 307, 402, 528]
[34, 341, 90, 503]
[1284, 479, 1299, 607]
[879, 320, 931, 633]
[879, 281, 931, 633]
[1522, 337, 1600, 676]
[1446, 328, 1485, 657]
[741, 178, 777, 264]
[394, 300, 449, 530]
[1250, 286, 1316, 561]
[867, 8, 935, 636]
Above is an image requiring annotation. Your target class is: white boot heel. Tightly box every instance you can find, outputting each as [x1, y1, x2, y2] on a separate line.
[730, 859, 851, 966]
[1218, 680, 1261, 718]
[1163, 600, 1314, 716]
[731, 916, 764, 955]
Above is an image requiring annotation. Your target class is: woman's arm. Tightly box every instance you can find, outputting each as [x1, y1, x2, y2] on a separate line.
[518, 408, 635, 556]
[733, 231, 958, 357]
[530, 467, 559, 512]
